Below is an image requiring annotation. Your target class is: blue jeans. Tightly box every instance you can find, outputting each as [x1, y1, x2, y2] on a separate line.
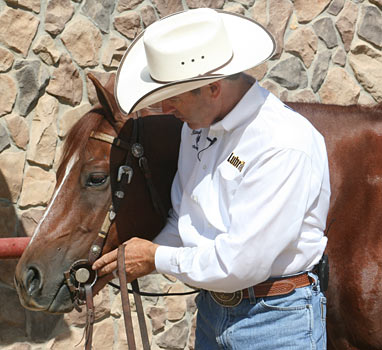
[195, 275, 326, 350]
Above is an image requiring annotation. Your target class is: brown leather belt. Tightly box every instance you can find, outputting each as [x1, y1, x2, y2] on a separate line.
[210, 273, 312, 307]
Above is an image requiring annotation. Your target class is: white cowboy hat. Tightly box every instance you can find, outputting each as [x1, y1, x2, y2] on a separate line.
[115, 8, 276, 114]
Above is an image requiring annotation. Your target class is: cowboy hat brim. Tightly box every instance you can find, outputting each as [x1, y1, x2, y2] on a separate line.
[116, 10, 276, 115]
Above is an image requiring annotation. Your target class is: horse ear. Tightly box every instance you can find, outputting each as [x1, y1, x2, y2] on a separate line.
[88, 73, 121, 126]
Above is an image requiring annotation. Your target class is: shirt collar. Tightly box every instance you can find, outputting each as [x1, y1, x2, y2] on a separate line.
[210, 81, 268, 133]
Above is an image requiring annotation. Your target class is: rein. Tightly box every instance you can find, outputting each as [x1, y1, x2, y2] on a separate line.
[63, 118, 197, 350]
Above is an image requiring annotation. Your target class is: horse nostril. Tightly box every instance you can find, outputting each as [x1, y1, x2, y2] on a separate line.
[25, 267, 41, 297]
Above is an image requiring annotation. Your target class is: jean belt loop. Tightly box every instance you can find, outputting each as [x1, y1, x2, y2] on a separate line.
[308, 271, 319, 291]
[247, 286, 256, 304]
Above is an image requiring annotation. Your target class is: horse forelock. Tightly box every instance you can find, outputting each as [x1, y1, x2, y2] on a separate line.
[57, 107, 106, 180]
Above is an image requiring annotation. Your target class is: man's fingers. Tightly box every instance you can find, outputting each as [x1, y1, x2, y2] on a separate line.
[97, 260, 118, 276]
[92, 238, 157, 279]
[92, 249, 118, 273]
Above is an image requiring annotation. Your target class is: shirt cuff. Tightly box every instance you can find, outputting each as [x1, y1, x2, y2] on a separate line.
[155, 245, 182, 276]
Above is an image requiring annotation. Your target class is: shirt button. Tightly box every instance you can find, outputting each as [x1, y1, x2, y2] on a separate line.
[202, 165, 207, 170]
[191, 195, 198, 202]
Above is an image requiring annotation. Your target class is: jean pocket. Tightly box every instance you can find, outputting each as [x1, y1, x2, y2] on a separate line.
[259, 292, 310, 312]
[256, 294, 314, 349]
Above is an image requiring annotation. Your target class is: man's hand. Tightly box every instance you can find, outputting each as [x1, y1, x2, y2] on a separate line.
[92, 237, 159, 283]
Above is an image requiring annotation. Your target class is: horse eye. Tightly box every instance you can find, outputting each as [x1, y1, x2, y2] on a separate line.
[86, 173, 108, 187]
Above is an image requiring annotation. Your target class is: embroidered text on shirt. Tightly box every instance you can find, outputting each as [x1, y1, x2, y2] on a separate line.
[227, 152, 245, 172]
[191, 130, 202, 151]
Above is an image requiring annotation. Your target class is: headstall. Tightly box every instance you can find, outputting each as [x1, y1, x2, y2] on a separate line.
[64, 118, 157, 350]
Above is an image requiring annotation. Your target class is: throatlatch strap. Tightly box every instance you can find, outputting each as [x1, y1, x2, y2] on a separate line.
[118, 245, 136, 350]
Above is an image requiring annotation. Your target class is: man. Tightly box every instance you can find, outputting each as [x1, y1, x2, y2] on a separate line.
[93, 8, 330, 349]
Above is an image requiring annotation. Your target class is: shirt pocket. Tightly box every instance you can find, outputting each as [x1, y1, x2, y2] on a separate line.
[216, 161, 242, 203]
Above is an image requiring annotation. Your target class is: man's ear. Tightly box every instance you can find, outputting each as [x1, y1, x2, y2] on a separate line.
[208, 81, 221, 98]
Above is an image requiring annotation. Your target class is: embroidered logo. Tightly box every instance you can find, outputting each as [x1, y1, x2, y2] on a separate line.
[227, 152, 245, 172]
[191, 130, 202, 151]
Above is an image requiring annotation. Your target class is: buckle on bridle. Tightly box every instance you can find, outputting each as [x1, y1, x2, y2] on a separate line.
[210, 290, 243, 307]
[117, 165, 133, 184]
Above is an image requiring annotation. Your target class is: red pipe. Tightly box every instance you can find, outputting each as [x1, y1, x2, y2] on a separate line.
[0, 237, 31, 259]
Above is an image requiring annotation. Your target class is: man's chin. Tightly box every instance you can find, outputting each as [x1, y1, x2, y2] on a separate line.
[187, 122, 199, 130]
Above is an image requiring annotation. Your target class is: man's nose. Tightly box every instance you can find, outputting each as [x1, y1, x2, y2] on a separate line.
[162, 100, 176, 114]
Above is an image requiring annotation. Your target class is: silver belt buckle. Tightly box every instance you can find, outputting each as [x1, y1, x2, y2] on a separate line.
[210, 290, 243, 307]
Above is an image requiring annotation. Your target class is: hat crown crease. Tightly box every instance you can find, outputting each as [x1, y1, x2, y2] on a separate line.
[143, 9, 233, 82]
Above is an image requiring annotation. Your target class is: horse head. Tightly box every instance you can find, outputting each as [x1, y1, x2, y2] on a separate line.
[14, 74, 181, 313]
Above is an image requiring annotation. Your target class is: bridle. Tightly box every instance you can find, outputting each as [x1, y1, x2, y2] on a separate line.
[63, 116, 198, 349]
[63, 118, 164, 350]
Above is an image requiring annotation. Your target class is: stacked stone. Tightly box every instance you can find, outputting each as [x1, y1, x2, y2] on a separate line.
[0, 0, 381, 349]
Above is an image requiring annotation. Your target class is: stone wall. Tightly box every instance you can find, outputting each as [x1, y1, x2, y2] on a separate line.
[0, 0, 381, 349]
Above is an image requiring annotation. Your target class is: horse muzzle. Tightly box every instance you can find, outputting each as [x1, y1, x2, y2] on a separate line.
[14, 263, 74, 313]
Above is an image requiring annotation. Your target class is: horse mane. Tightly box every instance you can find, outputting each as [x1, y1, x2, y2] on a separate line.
[367, 102, 382, 113]
[349, 102, 381, 113]
[57, 107, 105, 180]
[348, 102, 382, 120]
[337, 102, 382, 118]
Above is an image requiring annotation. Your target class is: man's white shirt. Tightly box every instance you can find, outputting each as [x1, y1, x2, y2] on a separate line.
[154, 82, 331, 293]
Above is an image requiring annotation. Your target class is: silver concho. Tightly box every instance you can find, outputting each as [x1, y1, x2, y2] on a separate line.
[68, 259, 97, 287]
[131, 143, 144, 158]
[91, 244, 101, 255]
[75, 268, 91, 284]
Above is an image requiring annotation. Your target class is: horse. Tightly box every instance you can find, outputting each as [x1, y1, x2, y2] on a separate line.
[14, 73, 382, 350]
[14, 74, 182, 314]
